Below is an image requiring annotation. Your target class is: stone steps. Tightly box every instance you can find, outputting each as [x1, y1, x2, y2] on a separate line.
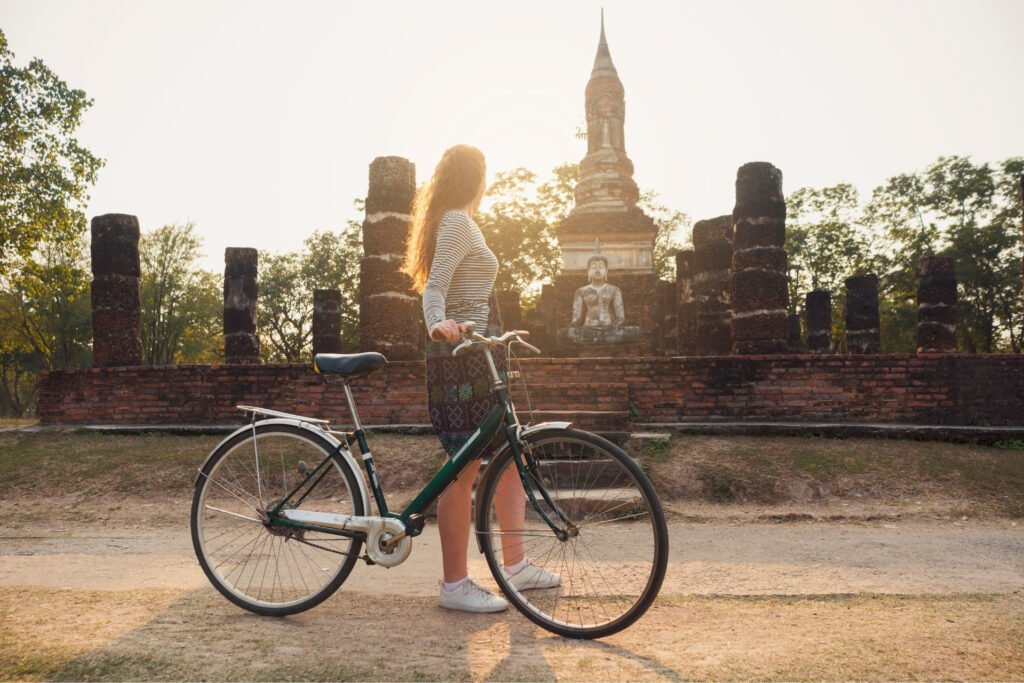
[510, 382, 631, 440]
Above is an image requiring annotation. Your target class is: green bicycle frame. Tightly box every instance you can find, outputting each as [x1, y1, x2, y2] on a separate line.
[267, 344, 571, 540]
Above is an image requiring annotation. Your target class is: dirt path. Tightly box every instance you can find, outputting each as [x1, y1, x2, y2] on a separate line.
[2, 516, 1022, 681]
[1, 518, 1022, 596]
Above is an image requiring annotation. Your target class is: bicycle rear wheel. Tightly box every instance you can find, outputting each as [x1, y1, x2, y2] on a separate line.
[475, 428, 668, 639]
[191, 424, 364, 616]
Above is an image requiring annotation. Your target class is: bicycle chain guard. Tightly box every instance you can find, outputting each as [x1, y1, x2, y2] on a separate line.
[366, 517, 412, 567]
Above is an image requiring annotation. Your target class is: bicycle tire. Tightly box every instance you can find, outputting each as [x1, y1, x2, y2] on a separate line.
[475, 428, 668, 639]
[191, 424, 364, 616]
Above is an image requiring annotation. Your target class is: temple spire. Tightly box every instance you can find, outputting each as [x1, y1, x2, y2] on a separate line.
[591, 8, 618, 78]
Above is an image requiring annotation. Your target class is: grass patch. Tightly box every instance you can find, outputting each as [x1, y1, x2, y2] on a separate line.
[4, 430, 1024, 517]
[790, 450, 869, 477]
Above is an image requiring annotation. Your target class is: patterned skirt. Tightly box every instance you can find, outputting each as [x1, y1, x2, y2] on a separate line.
[425, 300, 507, 458]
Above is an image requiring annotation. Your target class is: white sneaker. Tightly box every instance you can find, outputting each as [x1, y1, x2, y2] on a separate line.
[439, 578, 508, 613]
[505, 560, 561, 590]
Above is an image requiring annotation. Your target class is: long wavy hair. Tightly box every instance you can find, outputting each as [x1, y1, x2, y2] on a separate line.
[402, 144, 486, 293]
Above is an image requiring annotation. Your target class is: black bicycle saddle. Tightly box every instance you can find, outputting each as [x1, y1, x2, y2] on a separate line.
[313, 352, 388, 379]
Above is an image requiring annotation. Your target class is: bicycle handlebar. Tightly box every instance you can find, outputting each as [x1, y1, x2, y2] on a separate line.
[451, 321, 541, 357]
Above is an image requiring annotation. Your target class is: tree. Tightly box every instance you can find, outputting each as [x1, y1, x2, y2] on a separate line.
[301, 223, 362, 348]
[1, 234, 92, 371]
[258, 222, 364, 363]
[785, 184, 872, 350]
[475, 167, 565, 295]
[139, 222, 221, 365]
[0, 29, 104, 276]
[0, 234, 91, 415]
[864, 156, 1023, 352]
[638, 190, 691, 281]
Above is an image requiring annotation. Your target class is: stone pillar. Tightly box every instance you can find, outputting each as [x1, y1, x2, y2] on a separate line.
[496, 290, 521, 329]
[90, 214, 142, 367]
[916, 256, 957, 353]
[661, 279, 678, 355]
[358, 156, 421, 360]
[731, 162, 789, 354]
[692, 216, 733, 355]
[845, 274, 881, 354]
[787, 313, 803, 353]
[312, 289, 342, 356]
[805, 290, 833, 353]
[223, 247, 259, 364]
[675, 246, 697, 355]
[538, 283, 557, 353]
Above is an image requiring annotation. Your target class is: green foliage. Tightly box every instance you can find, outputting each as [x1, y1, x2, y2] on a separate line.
[789, 155, 1022, 353]
[139, 222, 221, 365]
[0, 235, 92, 415]
[0, 29, 104, 276]
[475, 166, 571, 294]
[258, 221, 363, 363]
[864, 155, 1023, 353]
[638, 189, 692, 281]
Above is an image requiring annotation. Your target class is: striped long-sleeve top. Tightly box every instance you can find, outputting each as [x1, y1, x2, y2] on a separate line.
[422, 209, 498, 333]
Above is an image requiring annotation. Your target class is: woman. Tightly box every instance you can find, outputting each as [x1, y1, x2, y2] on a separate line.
[403, 144, 559, 613]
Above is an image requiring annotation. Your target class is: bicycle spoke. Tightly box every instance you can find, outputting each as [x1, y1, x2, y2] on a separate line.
[479, 431, 667, 638]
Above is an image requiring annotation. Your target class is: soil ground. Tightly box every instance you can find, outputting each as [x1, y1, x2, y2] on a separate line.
[0, 430, 1022, 681]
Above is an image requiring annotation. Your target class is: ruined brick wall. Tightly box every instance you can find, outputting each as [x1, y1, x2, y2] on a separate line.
[39, 354, 1024, 427]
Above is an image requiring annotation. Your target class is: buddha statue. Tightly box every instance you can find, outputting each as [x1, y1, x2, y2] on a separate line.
[560, 243, 640, 345]
[572, 253, 624, 330]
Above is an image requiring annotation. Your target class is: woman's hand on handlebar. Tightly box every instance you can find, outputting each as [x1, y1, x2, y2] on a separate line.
[429, 319, 466, 343]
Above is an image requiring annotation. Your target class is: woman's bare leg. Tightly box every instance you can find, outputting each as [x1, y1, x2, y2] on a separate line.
[494, 464, 527, 567]
[437, 459, 482, 583]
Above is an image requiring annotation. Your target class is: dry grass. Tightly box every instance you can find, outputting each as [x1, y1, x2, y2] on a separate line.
[638, 434, 1024, 518]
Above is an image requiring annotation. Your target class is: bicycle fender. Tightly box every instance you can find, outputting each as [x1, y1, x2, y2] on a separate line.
[194, 418, 371, 514]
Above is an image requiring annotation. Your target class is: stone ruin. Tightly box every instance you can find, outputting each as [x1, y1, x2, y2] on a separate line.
[692, 216, 732, 355]
[81, 21, 1024, 370]
[223, 247, 259, 364]
[90, 214, 143, 367]
[312, 289, 343, 356]
[730, 162, 789, 355]
[358, 156, 422, 360]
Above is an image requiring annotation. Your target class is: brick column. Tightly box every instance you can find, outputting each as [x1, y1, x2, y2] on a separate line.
[223, 247, 259, 364]
[90, 214, 142, 367]
[692, 216, 733, 355]
[661, 279, 678, 355]
[916, 256, 957, 353]
[845, 274, 881, 354]
[675, 246, 696, 355]
[312, 289, 342, 356]
[496, 290, 521, 329]
[358, 156, 421, 360]
[731, 162, 789, 354]
[805, 290, 833, 353]
[787, 313, 803, 353]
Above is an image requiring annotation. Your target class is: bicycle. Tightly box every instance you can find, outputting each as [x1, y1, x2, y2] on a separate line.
[190, 323, 668, 639]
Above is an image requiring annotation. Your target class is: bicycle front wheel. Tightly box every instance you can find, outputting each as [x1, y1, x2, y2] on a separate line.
[191, 424, 365, 616]
[476, 428, 668, 639]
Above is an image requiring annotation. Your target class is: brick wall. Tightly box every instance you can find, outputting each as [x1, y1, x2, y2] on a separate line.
[38, 354, 1024, 427]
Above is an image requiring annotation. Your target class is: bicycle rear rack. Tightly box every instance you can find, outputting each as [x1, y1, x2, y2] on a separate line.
[236, 405, 330, 425]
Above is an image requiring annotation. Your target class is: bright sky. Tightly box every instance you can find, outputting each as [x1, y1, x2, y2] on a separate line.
[3, 0, 1022, 271]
